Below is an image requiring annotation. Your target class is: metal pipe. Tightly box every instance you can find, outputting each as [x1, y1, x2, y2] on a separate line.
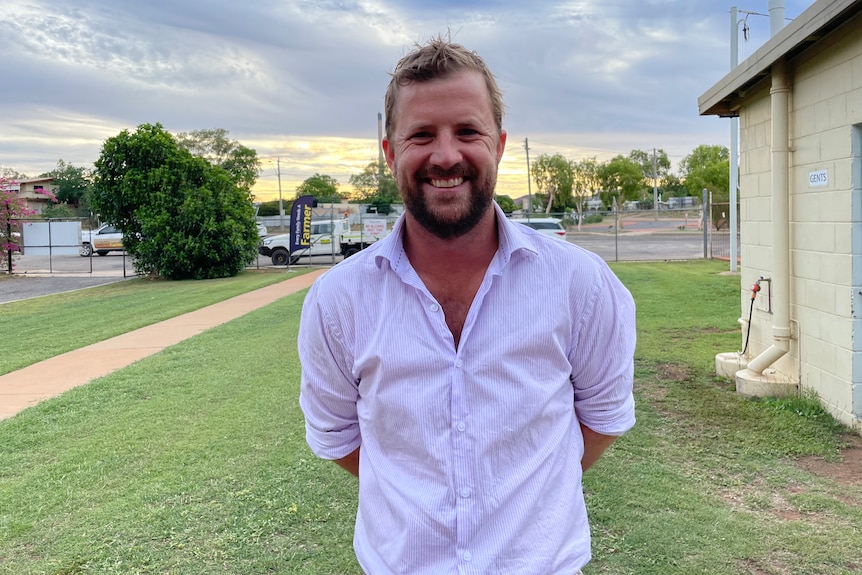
[747, 59, 791, 375]
[769, 0, 786, 36]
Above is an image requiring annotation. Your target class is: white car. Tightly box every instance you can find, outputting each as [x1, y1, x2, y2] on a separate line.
[511, 217, 567, 240]
[80, 224, 124, 257]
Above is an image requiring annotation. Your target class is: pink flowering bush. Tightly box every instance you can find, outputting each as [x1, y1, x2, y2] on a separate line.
[1, 177, 36, 272]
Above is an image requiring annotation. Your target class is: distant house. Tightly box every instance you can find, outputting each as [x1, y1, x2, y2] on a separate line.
[699, 0, 862, 432]
[14, 178, 57, 215]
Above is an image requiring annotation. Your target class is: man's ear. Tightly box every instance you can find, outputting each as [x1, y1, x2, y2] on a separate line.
[382, 138, 396, 172]
[496, 130, 507, 164]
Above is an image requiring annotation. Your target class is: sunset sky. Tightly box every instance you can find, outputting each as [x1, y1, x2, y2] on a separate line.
[0, 0, 813, 201]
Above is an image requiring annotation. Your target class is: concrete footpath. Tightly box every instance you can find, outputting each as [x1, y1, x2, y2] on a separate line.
[0, 269, 326, 421]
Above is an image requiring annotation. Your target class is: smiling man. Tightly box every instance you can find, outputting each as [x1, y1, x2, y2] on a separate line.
[298, 37, 636, 575]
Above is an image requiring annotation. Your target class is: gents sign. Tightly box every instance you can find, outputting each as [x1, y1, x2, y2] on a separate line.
[290, 195, 314, 255]
[809, 169, 828, 187]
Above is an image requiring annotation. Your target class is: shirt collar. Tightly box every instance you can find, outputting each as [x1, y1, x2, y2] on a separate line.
[373, 202, 539, 272]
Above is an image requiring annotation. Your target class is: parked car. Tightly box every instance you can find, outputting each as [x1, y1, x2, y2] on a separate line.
[80, 224, 124, 257]
[510, 217, 567, 240]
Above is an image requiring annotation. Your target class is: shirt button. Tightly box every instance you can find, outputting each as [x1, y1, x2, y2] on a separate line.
[455, 359, 463, 368]
[460, 488, 471, 498]
[463, 551, 472, 562]
[430, 303, 440, 312]
[457, 422, 466, 432]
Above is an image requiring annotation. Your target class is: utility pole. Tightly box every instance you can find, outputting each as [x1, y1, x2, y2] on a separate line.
[377, 112, 385, 193]
[729, 6, 740, 272]
[277, 157, 284, 232]
[524, 137, 532, 218]
[652, 148, 658, 221]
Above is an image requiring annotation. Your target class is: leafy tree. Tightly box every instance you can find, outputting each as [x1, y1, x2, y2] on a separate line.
[349, 161, 399, 214]
[1, 166, 27, 180]
[175, 128, 261, 191]
[598, 155, 643, 206]
[661, 173, 688, 198]
[297, 173, 342, 203]
[531, 154, 574, 213]
[93, 123, 260, 280]
[495, 194, 516, 214]
[39, 159, 92, 210]
[1, 176, 35, 271]
[679, 144, 730, 201]
[41, 203, 78, 219]
[572, 157, 600, 228]
[629, 149, 671, 183]
[256, 200, 282, 217]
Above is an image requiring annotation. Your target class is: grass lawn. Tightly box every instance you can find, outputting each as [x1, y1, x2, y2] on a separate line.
[1, 260, 860, 574]
[0, 269, 311, 376]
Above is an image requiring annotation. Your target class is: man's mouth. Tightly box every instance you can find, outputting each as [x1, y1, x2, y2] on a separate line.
[430, 177, 464, 188]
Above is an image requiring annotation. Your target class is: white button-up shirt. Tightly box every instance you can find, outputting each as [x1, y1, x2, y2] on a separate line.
[299, 206, 636, 574]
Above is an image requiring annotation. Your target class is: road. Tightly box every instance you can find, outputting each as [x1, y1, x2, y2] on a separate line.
[568, 231, 706, 262]
[2, 230, 712, 303]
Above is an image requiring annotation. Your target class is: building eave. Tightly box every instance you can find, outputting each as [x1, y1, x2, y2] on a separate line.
[699, 0, 862, 117]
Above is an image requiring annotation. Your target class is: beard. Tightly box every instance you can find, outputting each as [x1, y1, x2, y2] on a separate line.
[398, 163, 497, 239]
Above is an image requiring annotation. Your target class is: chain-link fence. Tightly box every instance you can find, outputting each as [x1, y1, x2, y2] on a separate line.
[5, 204, 741, 275]
[3, 217, 138, 276]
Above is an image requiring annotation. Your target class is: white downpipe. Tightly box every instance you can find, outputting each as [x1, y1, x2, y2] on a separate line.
[748, 60, 791, 375]
[768, 0, 786, 36]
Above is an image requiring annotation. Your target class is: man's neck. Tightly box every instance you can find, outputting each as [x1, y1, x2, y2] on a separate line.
[402, 210, 499, 275]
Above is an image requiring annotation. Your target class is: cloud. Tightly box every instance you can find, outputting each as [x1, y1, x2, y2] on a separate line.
[0, 0, 812, 198]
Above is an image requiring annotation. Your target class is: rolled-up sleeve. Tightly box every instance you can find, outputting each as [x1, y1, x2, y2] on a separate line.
[570, 260, 636, 436]
[298, 282, 362, 460]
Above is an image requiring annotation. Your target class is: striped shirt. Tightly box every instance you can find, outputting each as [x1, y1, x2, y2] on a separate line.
[299, 205, 636, 574]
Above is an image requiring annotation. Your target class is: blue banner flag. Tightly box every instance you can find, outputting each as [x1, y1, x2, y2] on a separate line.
[289, 195, 314, 255]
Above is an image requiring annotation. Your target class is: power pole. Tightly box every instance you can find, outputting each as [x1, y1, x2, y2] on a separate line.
[524, 137, 532, 218]
[652, 148, 658, 221]
[377, 112, 385, 193]
[277, 157, 284, 232]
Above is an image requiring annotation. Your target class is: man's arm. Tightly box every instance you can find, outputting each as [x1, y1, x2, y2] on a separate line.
[580, 423, 618, 471]
[335, 446, 360, 477]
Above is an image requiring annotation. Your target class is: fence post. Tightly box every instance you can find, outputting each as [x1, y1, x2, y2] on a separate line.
[5, 217, 11, 274]
[702, 188, 709, 259]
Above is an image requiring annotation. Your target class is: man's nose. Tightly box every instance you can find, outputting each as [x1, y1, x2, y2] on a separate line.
[429, 132, 463, 169]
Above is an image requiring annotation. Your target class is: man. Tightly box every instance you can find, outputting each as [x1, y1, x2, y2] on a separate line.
[299, 37, 635, 574]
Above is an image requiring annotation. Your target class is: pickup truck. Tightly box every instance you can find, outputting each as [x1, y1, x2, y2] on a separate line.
[258, 218, 388, 265]
[80, 224, 124, 257]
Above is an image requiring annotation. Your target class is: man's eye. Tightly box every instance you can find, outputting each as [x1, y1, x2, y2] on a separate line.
[458, 129, 480, 137]
[410, 132, 433, 140]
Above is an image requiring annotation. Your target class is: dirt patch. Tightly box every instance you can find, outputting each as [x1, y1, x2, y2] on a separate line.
[796, 434, 862, 486]
[656, 362, 691, 382]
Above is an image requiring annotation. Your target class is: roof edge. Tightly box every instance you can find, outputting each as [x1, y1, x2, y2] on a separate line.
[699, 0, 861, 117]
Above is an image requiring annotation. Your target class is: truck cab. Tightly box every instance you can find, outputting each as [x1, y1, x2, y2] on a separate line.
[259, 218, 350, 265]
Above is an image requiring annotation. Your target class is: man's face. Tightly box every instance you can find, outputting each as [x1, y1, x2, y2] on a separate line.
[382, 71, 507, 239]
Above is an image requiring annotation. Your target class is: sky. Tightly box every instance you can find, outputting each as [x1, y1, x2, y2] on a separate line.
[0, 0, 814, 201]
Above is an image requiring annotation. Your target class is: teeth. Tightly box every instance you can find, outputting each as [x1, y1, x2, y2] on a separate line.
[431, 177, 463, 188]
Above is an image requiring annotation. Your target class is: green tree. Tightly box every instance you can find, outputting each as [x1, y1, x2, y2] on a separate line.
[256, 200, 282, 217]
[572, 157, 600, 227]
[297, 173, 342, 203]
[349, 161, 399, 214]
[175, 128, 261, 192]
[39, 159, 92, 210]
[661, 173, 688, 198]
[679, 144, 730, 201]
[0, 166, 27, 180]
[93, 123, 260, 280]
[598, 155, 644, 207]
[495, 194, 516, 214]
[530, 154, 574, 213]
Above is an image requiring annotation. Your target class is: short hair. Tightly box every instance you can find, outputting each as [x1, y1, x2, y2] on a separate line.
[384, 37, 505, 140]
